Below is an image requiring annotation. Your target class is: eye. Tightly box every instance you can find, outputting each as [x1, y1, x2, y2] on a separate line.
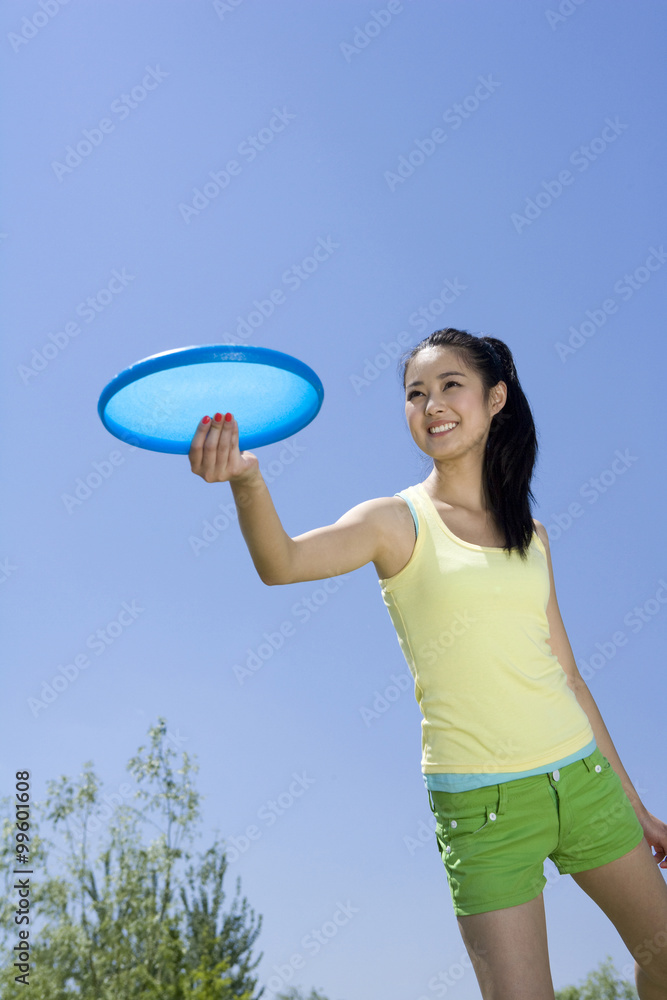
[407, 381, 460, 400]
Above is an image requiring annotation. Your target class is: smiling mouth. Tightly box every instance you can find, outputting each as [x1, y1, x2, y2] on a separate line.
[428, 423, 458, 436]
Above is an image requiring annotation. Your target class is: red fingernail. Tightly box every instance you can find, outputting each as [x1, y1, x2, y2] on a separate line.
[214, 413, 222, 422]
[225, 412, 232, 422]
[202, 416, 211, 424]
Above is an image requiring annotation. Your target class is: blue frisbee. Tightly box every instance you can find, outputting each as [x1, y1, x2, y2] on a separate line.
[97, 344, 324, 454]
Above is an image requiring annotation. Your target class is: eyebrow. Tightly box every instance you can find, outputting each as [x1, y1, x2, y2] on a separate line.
[406, 371, 467, 389]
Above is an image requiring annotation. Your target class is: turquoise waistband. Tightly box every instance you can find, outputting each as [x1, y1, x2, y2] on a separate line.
[423, 738, 597, 792]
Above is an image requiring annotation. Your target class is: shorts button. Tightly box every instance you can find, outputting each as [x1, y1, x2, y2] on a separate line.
[595, 764, 601, 772]
[450, 820, 457, 828]
[552, 769, 560, 781]
[489, 812, 497, 821]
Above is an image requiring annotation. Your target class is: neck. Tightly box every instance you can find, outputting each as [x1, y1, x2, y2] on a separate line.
[425, 465, 491, 514]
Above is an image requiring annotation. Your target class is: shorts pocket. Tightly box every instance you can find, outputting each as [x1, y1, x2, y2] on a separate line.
[431, 787, 501, 840]
[590, 748, 613, 773]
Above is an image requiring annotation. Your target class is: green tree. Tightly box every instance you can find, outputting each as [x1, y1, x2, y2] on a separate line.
[0, 718, 273, 999]
[555, 955, 638, 999]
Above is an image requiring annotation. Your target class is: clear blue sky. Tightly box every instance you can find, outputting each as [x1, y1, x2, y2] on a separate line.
[1, 1, 666, 996]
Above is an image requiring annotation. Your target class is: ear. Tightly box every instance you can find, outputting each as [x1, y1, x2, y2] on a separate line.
[492, 381, 508, 413]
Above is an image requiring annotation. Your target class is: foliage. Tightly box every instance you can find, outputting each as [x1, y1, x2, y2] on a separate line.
[555, 955, 638, 999]
[0, 719, 264, 999]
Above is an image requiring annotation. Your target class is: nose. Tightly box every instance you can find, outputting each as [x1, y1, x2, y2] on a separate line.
[425, 397, 446, 415]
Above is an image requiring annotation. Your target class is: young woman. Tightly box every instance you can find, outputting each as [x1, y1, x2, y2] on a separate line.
[189, 327, 667, 1000]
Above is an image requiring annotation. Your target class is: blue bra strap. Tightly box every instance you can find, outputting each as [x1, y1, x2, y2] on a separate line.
[394, 491, 418, 539]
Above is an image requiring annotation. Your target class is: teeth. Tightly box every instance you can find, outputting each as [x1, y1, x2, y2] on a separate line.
[429, 423, 458, 433]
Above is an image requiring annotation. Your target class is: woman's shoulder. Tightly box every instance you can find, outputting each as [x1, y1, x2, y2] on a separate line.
[342, 494, 418, 555]
[355, 492, 417, 523]
[336, 493, 416, 530]
[533, 517, 549, 541]
[532, 518, 548, 546]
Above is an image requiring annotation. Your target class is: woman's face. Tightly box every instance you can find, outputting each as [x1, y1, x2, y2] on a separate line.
[404, 346, 505, 458]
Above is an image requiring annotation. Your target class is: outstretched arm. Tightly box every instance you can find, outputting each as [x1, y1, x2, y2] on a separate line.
[189, 411, 390, 586]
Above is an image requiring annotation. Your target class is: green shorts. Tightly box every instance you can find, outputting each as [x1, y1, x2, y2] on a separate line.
[427, 746, 645, 916]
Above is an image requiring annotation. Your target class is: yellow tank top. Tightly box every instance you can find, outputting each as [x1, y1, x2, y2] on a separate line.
[377, 482, 594, 775]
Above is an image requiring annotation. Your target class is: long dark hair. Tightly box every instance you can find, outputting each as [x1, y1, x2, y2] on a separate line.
[398, 327, 540, 561]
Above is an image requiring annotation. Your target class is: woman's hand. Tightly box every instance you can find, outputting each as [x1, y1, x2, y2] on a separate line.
[636, 808, 667, 868]
[189, 412, 259, 484]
